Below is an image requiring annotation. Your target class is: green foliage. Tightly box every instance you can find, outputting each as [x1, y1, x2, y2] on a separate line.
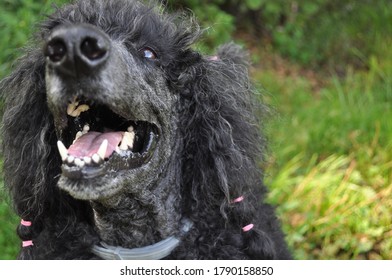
[268, 151, 392, 259]
[260, 38, 392, 259]
[0, 0, 68, 78]
[0, 160, 19, 259]
[168, 0, 392, 71]
[261, 40, 392, 159]
[0, 188, 19, 259]
[277, 0, 392, 70]
[166, 0, 235, 53]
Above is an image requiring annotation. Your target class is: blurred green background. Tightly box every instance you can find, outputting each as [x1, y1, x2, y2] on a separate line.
[0, 0, 391, 259]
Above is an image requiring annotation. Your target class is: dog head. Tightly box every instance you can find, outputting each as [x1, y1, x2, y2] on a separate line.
[2, 0, 260, 225]
[38, 0, 201, 200]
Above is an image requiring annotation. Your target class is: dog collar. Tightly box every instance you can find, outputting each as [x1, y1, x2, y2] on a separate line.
[91, 218, 193, 260]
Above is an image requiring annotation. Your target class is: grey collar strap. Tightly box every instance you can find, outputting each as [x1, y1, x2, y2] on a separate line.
[91, 219, 193, 260]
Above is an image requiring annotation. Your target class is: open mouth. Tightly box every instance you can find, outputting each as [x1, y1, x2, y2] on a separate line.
[57, 96, 159, 179]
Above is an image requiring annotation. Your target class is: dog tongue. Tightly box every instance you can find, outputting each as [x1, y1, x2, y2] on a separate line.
[68, 131, 123, 158]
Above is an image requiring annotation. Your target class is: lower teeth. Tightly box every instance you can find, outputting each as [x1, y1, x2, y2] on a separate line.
[57, 131, 136, 168]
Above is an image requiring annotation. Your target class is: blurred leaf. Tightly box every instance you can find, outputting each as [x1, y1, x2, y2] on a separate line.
[245, 0, 264, 10]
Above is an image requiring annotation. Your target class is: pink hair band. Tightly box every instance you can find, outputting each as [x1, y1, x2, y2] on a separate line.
[21, 219, 32, 227]
[232, 196, 244, 203]
[242, 224, 254, 232]
[22, 240, 34, 247]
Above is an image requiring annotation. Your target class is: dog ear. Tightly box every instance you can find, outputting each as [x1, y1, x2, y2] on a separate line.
[180, 42, 264, 209]
[0, 49, 73, 258]
[178, 43, 281, 258]
[1, 50, 58, 217]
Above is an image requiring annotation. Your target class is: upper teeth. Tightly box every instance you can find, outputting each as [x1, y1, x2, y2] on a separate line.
[57, 140, 68, 161]
[119, 131, 135, 151]
[67, 97, 90, 117]
[73, 124, 90, 143]
[83, 125, 90, 132]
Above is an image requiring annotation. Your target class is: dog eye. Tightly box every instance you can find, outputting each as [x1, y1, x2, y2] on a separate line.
[141, 47, 157, 60]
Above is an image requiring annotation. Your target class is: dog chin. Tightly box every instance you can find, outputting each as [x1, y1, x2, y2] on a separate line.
[57, 174, 124, 201]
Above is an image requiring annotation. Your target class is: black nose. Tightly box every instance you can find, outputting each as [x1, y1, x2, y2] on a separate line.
[44, 24, 110, 77]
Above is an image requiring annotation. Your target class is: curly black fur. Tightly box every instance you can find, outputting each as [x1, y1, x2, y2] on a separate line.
[0, 0, 291, 259]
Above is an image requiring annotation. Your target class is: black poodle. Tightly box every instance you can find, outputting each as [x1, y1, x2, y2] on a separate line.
[0, 0, 291, 259]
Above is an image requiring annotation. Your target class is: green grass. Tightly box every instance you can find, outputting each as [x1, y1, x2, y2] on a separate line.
[260, 40, 392, 259]
[0, 0, 68, 78]
[0, 179, 19, 259]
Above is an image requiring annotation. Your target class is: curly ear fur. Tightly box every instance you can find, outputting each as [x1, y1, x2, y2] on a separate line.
[1, 49, 97, 259]
[180, 45, 262, 207]
[1, 50, 53, 217]
[177, 43, 290, 259]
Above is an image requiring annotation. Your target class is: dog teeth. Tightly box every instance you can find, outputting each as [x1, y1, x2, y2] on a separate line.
[97, 139, 108, 160]
[83, 156, 92, 165]
[67, 97, 90, 118]
[74, 158, 85, 168]
[72, 124, 91, 143]
[57, 141, 68, 161]
[74, 131, 84, 143]
[69, 104, 90, 117]
[67, 98, 79, 115]
[83, 124, 90, 132]
[58, 135, 102, 167]
[92, 153, 101, 164]
[119, 131, 135, 151]
[67, 155, 75, 165]
[60, 127, 135, 168]
[63, 155, 102, 167]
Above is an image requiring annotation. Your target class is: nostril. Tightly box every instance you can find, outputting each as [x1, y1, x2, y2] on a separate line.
[44, 24, 111, 76]
[80, 37, 107, 61]
[45, 39, 67, 63]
